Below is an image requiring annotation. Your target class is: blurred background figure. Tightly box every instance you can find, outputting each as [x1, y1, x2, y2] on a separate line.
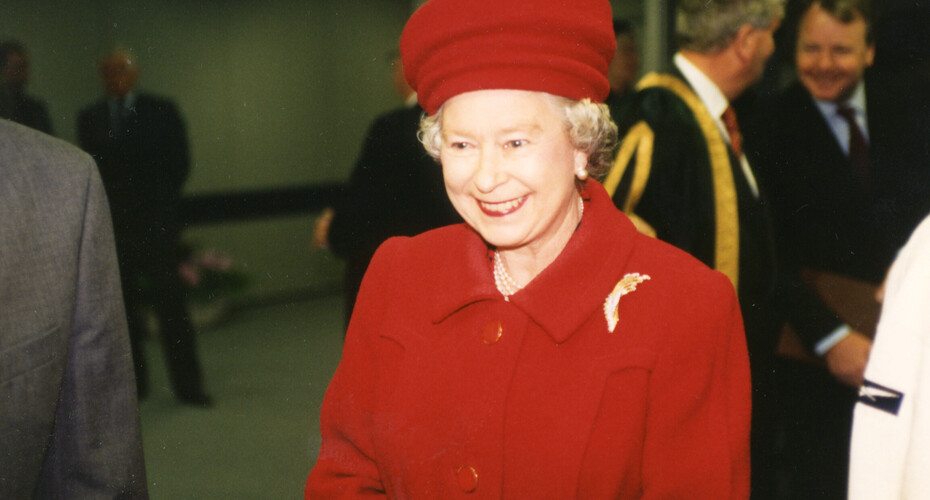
[748, 0, 930, 496]
[603, 18, 641, 119]
[849, 214, 930, 500]
[604, 1, 869, 498]
[320, 48, 460, 327]
[77, 49, 210, 407]
[0, 119, 147, 498]
[0, 39, 53, 134]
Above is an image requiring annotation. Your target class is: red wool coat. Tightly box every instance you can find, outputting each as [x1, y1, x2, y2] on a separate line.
[306, 181, 751, 499]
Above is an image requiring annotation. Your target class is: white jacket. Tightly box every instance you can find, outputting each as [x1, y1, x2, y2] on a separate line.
[849, 214, 930, 499]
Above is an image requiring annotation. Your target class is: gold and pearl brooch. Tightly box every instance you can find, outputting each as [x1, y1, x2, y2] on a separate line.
[603, 273, 651, 333]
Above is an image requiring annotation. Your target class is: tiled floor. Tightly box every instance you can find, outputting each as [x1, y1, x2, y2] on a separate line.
[138, 295, 345, 499]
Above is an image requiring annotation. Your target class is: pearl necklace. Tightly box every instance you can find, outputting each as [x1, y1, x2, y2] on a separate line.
[493, 251, 522, 299]
[493, 196, 584, 300]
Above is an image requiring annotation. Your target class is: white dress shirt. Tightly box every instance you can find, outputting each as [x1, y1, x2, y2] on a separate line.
[675, 53, 851, 353]
[813, 82, 869, 156]
[674, 53, 759, 197]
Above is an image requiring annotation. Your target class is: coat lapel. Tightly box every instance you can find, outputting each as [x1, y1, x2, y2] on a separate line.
[507, 182, 639, 343]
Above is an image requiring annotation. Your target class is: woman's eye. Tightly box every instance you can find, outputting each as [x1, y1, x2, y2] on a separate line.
[449, 142, 470, 150]
[505, 139, 526, 149]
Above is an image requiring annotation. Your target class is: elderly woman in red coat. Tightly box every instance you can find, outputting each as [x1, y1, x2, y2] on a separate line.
[306, 0, 751, 498]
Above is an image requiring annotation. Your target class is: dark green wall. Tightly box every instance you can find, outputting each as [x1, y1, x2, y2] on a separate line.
[2, 0, 647, 299]
[3, 0, 417, 297]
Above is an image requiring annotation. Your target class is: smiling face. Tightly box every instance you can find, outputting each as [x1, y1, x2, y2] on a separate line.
[796, 3, 874, 103]
[439, 89, 587, 259]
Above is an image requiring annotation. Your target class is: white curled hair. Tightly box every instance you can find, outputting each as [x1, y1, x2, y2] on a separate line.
[417, 94, 618, 181]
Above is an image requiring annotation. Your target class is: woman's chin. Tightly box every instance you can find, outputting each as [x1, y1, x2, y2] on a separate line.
[475, 228, 523, 250]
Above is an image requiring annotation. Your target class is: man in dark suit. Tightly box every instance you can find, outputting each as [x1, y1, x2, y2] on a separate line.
[748, 1, 930, 497]
[605, 1, 861, 498]
[0, 39, 53, 134]
[754, 0, 930, 286]
[323, 52, 460, 326]
[78, 49, 210, 406]
[0, 119, 147, 498]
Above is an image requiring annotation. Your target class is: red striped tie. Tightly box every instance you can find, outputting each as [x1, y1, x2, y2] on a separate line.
[722, 106, 742, 158]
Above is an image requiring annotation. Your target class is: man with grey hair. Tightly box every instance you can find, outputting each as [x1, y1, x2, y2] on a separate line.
[605, 1, 856, 498]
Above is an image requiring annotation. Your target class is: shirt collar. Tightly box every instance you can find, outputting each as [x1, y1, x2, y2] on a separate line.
[814, 80, 867, 119]
[430, 181, 640, 344]
[674, 52, 730, 119]
[110, 92, 137, 109]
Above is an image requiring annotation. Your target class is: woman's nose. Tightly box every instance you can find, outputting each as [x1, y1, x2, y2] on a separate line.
[473, 148, 506, 193]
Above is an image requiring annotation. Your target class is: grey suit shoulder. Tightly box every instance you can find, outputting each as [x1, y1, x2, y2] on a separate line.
[0, 119, 148, 499]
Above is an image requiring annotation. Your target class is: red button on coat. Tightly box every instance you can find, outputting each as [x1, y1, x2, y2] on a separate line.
[456, 465, 478, 493]
[482, 320, 502, 345]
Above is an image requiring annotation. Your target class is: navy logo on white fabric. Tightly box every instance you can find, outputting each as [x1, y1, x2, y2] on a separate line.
[858, 379, 904, 416]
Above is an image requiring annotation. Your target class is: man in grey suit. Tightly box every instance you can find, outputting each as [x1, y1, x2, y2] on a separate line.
[0, 119, 148, 498]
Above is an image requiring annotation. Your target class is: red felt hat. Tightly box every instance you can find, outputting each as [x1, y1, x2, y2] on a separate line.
[400, 0, 615, 115]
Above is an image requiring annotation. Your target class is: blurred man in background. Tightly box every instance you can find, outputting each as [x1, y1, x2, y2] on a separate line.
[603, 18, 641, 120]
[748, 1, 930, 497]
[317, 50, 460, 327]
[78, 49, 210, 406]
[0, 39, 53, 134]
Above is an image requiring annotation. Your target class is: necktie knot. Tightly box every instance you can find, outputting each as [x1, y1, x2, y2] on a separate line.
[721, 106, 742, 158]
[836, 103, 857, 122]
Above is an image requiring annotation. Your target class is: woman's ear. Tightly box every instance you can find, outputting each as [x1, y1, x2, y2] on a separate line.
[574, 150, 589, 180]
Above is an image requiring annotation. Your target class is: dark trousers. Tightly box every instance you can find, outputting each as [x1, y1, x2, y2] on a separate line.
[750, 363, 780, 500]
[115, 227, 205, 400]
[773, 358, 856, 500]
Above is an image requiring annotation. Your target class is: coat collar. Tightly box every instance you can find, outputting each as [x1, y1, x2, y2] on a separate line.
[430, 181, 641, 344]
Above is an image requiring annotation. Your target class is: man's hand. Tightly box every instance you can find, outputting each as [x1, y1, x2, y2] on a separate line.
[824, 331, 872, 387]
[312, 207, 335, 250]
